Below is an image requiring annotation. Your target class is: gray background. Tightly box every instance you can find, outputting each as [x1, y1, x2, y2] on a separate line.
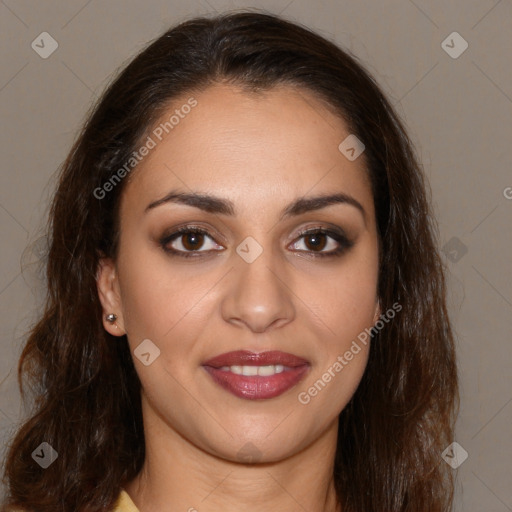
[1, 0, 511, 510]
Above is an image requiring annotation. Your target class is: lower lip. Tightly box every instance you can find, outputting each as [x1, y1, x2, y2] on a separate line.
[202, 365, 310, 400]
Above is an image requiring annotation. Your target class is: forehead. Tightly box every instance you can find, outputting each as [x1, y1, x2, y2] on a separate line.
[122, 83, 374, 219]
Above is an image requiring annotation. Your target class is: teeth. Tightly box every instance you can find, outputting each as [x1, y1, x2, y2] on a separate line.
[219, 364, 286, 376]
[257, 365, 278, 376]
[242, 366, 259, 376]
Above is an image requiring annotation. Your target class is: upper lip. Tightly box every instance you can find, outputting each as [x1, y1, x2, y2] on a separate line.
[203, 350, 309, 368]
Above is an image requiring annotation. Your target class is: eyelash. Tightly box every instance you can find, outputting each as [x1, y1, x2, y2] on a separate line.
[159, 225, 354, 260]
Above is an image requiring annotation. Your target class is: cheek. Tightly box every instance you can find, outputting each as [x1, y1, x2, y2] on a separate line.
[116, 243, 222, 351]
[116, 245, 189, 340]
[310, 252, 378, 337]
[301, 247, 378, 400]
[297, 267, 376, 417]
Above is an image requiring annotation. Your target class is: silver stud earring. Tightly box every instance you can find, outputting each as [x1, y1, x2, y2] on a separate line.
[106, 313, 117, 323]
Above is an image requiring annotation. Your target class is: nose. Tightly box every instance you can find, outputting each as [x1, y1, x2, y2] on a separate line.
[221, 245, 296, 333]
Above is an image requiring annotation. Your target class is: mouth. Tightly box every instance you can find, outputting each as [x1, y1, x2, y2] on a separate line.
[202, 350, 311, 400]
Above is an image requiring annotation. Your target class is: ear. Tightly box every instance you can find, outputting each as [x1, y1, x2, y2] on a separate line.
[372, 298, 381, 325]
[96, 257, 126, 336]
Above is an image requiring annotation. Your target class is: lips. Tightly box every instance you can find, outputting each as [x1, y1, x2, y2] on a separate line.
[202, 350, 310, 400]
[202, 350, 309, 368]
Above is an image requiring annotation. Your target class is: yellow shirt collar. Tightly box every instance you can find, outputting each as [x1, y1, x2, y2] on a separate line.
[111, 488, 140, 512]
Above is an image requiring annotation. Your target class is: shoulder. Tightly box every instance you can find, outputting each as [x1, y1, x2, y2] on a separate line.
[111, 488, 140, 512]
[3, 492, 139, 512]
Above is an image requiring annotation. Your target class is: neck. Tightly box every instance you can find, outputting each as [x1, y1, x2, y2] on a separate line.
[124, 394, 342, 512]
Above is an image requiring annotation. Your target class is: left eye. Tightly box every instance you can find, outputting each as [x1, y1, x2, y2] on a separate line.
[290, 229, 343, 254]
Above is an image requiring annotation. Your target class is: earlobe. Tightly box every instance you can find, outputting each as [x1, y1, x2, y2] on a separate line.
[96, 258, 126, 336]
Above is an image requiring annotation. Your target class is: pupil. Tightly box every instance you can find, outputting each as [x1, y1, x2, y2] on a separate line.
[307, 233, 325, 250]
[184, 233, 203, 250]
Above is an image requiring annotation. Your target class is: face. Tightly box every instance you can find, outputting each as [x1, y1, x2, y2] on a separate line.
[97, 83, 381, 463]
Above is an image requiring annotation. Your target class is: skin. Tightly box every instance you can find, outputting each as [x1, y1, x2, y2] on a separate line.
[97, 83, 381, 512]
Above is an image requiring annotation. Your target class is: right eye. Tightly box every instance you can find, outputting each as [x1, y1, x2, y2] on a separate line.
[159, 227, 225, 258]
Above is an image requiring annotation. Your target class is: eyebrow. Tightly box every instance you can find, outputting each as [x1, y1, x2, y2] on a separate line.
[145, 189, 366, 224]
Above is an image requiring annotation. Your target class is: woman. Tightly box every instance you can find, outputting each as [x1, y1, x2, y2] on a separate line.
[1, 11, 459, 512]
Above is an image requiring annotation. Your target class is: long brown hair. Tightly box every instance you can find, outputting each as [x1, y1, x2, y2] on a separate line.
[1, 11, 459, 512]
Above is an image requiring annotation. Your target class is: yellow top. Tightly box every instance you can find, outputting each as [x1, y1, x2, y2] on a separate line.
[7, 490, 140, 512]
[111, 489, 140, 512]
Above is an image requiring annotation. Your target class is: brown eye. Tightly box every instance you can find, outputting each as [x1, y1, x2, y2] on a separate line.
[160, 226, 353, 260]
[303, 232, 328, 252]
[181, 231, 205, 251]
[160, 227, 224, 258]
[290, 228, 354, 258]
